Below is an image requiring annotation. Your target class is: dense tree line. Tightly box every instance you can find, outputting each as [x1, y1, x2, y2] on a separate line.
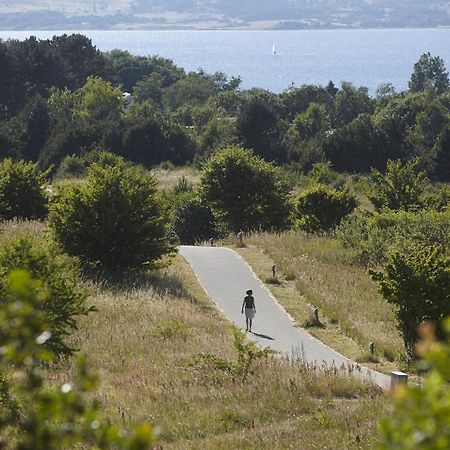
[1, 35, 449, 182]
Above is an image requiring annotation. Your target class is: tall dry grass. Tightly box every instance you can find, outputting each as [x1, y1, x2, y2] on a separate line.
[152, 167, 201, 192]
[45, 254, 386, 449]
[242, 232, 403, 364]
[0, 220, 387, 448]
[0, 219, 48, 245]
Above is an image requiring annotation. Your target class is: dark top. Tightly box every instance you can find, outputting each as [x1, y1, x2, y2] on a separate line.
[243, 295, 255, 309]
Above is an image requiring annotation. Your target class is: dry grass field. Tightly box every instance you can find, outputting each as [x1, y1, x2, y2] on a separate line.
[0, 219, 389, 448]
[152, 167, 201, 193]
[42, 253, 386, 449]
[233, 232, 405, 372]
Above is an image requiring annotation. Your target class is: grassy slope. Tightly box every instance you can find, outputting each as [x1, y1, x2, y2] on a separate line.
[43, 252, 386, 449]
[233, 232, 404, 372]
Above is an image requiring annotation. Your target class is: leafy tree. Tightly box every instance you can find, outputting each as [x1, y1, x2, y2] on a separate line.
[6, 36, 62, 114]
[0, 236, 90, 355]
[54, 154, 87, 179]
[291, 102, 331, 141]
[105, 49, 184, 92]
[378, 318, 450, 450]
[322, 114, 384, 172]
[0, 41, 16, 119]
[434, 124, 450, 182]
[51, 34, 109, 90]
[337, 209, 450, 267]
[16, 94, 51, 161]
[162, 72, 218, 111]
[200, 146, 291, 232]
[49, 155, 173, 269]
[121, 116, 196, 167]
[370, 244, 450, 358]
[293, 184, 357, 233]
[409, 52, 450, 94]
[133, 72, 164, 106]
[325, 80, 339, 98]
[236, 90, 287, 163]
[0, 269, 155, 449]
[75, 76, 124, 124]
[279, 84, 333, 121]
[369, 159, 430, 211]
[0, 158, 48, 220]
[334, 82, 374, 127]
[39, 115, 91, 169]
[173, 198, 219, 244]
[376, 83, 397, 100]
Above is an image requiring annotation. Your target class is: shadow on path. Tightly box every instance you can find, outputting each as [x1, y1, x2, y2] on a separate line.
[250, 331, 275, 341]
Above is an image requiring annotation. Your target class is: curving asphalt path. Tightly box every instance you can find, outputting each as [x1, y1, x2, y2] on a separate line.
[180, 245, 391, 390]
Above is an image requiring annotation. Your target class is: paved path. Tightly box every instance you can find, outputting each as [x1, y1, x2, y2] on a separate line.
[180, 245, 391, 390]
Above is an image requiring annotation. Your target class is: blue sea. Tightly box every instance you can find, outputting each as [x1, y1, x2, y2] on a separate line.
[1, 29, 450, 94]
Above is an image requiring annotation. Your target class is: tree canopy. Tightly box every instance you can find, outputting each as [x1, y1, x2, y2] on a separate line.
[200, 146, 291, 232]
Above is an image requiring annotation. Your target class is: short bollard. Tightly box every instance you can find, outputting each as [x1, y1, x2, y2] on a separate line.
[313, 307, 319, 324]
[390, 371, 408, 391]
[209, 238, 214, 247]
[271, 264, 276, 278]
[237, 231, 243, 247]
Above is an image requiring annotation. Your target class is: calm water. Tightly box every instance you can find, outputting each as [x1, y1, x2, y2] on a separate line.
[2, 29, 450, 94]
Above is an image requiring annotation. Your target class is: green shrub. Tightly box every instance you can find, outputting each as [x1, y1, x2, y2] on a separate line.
[370, 243, 450, 358]
[369, 159, 430, 211]
[307, 161, 346, 188]
[338, 209, 450, 266]
[49, 155, 174, 269]
[378, 318, 450, 449]
[173, 198, 219, 244]
[0, 235, 89, 355]
[200, 146, 292, 232]
[195, 326, 273, 380]
[293, 183, 357, 233]
[54, 154, 87, 179]
[0, 158, 48, 220]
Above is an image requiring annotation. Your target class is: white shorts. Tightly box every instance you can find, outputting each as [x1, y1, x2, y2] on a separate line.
[245, 308, 255, 319]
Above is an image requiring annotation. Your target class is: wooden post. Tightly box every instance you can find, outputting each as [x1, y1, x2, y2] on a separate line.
[237, 231, 243, 247]
[390, 371, 408, 391]
[313, 307, 319, 324]
[271, 264, 276, 278]
[209, 238, 214, 247]
[368, 342, 375, 356]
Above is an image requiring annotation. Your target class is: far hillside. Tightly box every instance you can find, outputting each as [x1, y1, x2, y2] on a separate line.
[1, 0, 450, 29]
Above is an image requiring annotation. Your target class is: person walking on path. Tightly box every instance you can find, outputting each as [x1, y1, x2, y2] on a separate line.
[241, 289, 256, 332]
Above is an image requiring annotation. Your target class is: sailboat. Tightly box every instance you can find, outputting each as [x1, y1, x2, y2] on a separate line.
[272, 43, 276, 55]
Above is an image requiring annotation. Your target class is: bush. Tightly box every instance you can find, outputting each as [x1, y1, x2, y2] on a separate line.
[0, 235, 89, 355]
[173, 198, 219, 244]
[307, 161, 346, 188]
[370, 243, 450, 358]
[379, 318, 450, 449]
[0, 158, 48, 220]
[200, 146, 291, 232]
[293, 184, 357, 233]
[369, 159, 430, 211]
[54, 154, 87, 179]
[337, 209, 450, 266]
[49, 155, 173, 269]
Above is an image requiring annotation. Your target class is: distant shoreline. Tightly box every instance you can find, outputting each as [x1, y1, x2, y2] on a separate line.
[2, 25, 450, 33]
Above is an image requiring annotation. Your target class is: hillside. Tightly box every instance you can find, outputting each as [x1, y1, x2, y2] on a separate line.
[1, 0, 450, 30]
